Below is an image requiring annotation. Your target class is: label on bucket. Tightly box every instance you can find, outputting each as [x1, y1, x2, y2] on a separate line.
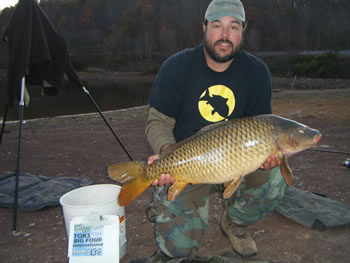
[119, 215, 126, 246]
[68, 215, 119, 263]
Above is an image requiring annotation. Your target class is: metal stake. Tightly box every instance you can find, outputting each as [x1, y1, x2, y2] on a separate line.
[12, 77, 25, 233]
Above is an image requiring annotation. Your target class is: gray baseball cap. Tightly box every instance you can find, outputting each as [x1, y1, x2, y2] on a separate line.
[205, 0, 246, 22]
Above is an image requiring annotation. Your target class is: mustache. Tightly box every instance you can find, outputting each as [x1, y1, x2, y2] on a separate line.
[215, 40, 233, 47]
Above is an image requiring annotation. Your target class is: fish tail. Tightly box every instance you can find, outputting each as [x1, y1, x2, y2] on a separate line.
[108, 161, 152, 206]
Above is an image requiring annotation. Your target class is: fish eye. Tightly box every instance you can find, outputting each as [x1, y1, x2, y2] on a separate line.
[298, 129, 305, 134]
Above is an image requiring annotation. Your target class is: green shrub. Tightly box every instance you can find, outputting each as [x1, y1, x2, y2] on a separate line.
[291, 52, 341, 78]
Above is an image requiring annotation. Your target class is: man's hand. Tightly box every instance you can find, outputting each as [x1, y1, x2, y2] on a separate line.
[260, 154, 281, 169]
[147, 154, 175, 186]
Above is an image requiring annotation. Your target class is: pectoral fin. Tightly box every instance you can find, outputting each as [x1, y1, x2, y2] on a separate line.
[280, 154, 293, 185]
[223, 175, 243, 199]
[167, 181, 189, 201]
[223, 181, 231, 188]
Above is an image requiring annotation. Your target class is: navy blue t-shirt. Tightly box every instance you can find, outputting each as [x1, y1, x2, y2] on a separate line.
[150, 44, 272, 142]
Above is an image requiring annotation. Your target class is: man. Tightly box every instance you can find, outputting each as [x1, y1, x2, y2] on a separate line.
[145, 0, 286, 260]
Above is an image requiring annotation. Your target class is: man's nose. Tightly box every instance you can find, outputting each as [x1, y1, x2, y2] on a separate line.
[220, 27, 229, 39]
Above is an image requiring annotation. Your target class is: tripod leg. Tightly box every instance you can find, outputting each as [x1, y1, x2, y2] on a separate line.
[12, 77, 25, 233]
[0, 104, 9, 144]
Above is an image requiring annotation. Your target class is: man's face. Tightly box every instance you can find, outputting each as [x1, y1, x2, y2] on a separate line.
[203, 16, 244, 63]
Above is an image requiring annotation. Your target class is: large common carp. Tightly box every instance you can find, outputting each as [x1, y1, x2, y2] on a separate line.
[109, 114, 321, 206]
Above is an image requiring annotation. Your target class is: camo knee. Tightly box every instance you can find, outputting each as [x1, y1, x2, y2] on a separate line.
[226, 167, 288, 226]
[146, 184, 212, 258]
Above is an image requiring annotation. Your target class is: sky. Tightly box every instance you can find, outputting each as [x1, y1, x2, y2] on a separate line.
[0, 0, 19, 11]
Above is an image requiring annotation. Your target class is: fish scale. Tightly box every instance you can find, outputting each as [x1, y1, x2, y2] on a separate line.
[108, 114, 321, 206]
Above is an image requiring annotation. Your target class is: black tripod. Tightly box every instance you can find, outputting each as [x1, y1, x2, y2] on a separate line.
[1, 79, 133, 233]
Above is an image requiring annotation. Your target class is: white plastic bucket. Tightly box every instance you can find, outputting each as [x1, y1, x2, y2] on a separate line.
[59, 184, 126, 259]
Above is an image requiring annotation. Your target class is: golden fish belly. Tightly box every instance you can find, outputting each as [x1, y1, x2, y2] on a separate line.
[146, 117, 277, 184]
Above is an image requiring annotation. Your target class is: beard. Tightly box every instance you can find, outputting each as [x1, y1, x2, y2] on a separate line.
[203, 34, 243, 63]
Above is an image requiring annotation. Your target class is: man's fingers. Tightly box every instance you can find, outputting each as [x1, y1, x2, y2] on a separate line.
[271, 154, 281, 167]
[148, 155, 175, 186]
[148, 154, 160, 165]
[152, 179, 159, 186]
[159, 174, 171, 186]
[159, 174, 166, 186]
[152, 174, 175, 186]
[164, 174, 172, 185]
[260, 154, 281, 169]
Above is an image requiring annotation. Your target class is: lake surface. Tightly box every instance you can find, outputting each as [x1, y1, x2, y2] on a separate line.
[0, 72, 154, 121]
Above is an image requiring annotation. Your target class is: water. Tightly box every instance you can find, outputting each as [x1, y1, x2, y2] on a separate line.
[0, 72, 154, 121]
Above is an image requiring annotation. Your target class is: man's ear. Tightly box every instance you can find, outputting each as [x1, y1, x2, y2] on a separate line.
[242, 21, 247, 32]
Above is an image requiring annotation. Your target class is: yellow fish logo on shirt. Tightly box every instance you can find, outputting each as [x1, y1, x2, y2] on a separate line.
[198, 85, 235, 122]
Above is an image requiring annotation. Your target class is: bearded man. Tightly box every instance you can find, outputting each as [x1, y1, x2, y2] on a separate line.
[144, 0, 285, 260]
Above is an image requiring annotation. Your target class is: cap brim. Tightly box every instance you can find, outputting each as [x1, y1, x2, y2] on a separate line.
[206, 12, 245, 22]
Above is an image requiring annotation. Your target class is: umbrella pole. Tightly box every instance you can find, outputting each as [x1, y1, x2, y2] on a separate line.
[0, 104, 9, 144]
[12, 77, 25, 234]
[82, 86, 133, 161]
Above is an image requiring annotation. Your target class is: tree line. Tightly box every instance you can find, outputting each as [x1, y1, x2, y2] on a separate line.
[0, 0, 349, 71]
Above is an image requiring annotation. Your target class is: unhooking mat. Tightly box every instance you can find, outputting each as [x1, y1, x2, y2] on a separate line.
[131, 251, 273, 263]
[276, 186, 350, 230]
[0, 171, 93, 212]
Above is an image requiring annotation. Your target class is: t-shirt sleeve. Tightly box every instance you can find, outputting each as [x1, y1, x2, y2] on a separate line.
[149, 54, 184, 119]
[145, 107, 176, 154]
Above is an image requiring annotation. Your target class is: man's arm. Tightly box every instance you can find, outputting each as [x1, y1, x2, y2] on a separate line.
[145, 107, 176, 154]
[145, 107, 176, 186]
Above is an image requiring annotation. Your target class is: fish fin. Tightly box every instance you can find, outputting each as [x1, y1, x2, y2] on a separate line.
[223, 175, 243, 199]
[223, 181, 231, 188]
[167, 181, 189, 201]
[108, 162, 152, 206]
[280, 155, 293, 185]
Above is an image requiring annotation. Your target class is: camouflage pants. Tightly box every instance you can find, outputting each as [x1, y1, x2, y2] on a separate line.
[146, 167, 288, 258]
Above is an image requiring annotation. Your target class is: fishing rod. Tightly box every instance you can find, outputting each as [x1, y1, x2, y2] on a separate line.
[308, 148, 350, 155]
[307, 147, 350, 168]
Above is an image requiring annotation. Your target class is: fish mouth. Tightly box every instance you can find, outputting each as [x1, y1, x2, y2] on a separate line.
[311, 133, 322, 150]
[313, 133, 322, 146]
[278, 132, 322, 157]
